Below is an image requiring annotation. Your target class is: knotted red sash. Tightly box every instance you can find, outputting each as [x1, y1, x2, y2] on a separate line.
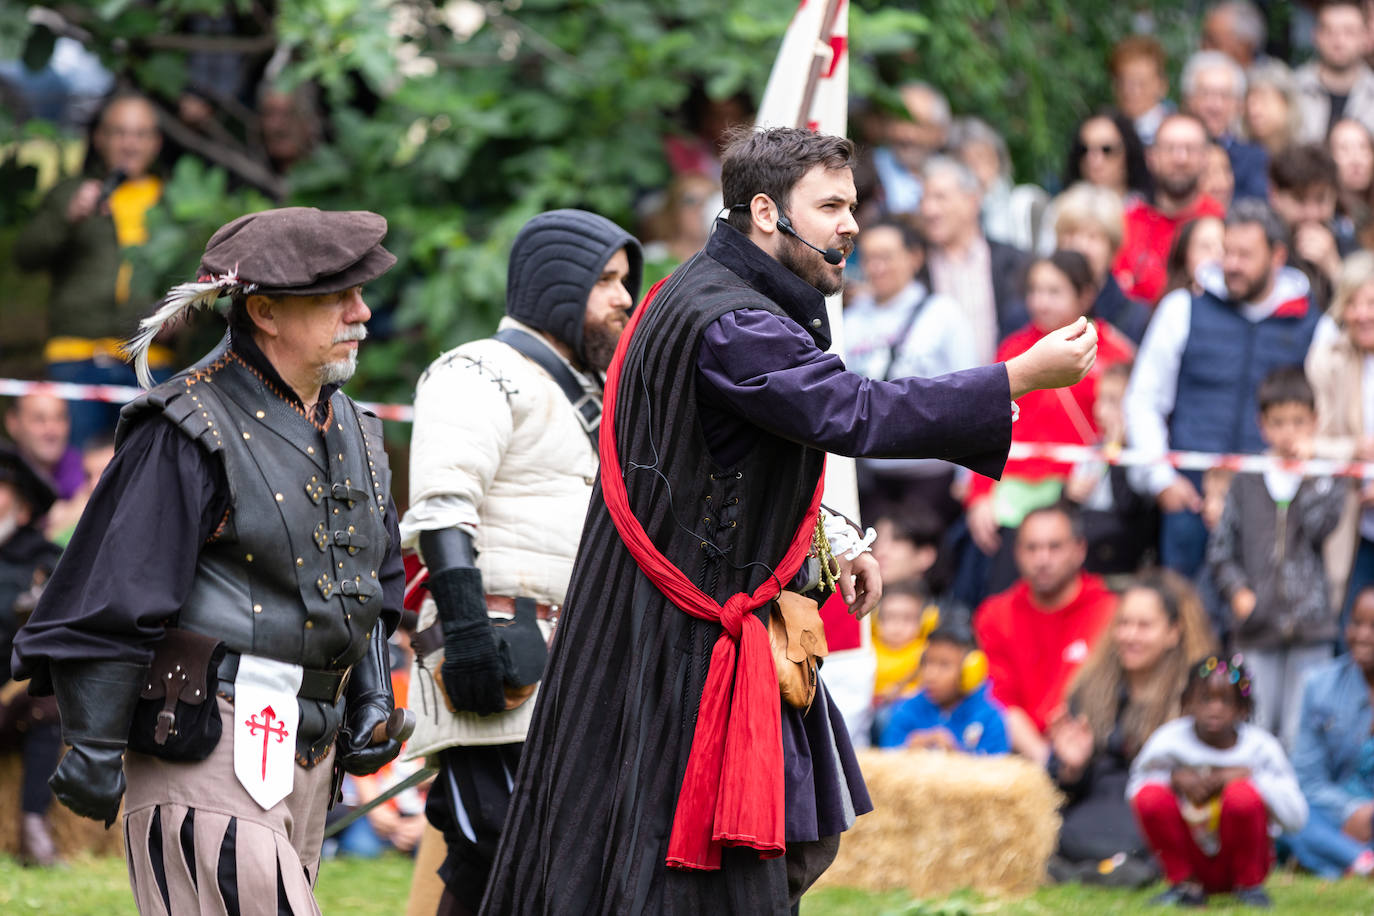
[598, 276, 826, 870]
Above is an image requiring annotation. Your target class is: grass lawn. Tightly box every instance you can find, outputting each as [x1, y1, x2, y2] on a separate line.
[805, 871, 1374, 914]
[3, 853, 1372, 914]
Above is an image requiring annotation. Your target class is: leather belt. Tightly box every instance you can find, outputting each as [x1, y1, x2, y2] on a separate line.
[413, 593, 559, 657]
[217, 651, 353, 704]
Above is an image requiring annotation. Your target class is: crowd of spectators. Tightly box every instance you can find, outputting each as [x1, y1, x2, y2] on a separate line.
[8, 0, 1374, 906]
[845, 1, 1374, 905]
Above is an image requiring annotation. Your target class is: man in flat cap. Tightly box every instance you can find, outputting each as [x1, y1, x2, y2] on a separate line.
[400, 209, 641, 914]
[0, 442, 63, 865]
[13, 207, 406, 914]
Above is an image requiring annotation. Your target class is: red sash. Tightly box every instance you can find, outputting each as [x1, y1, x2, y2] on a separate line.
[598, 276, 826, 870]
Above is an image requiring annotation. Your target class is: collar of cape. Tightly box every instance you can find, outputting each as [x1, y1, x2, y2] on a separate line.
[705, 219, 833, 351]
[598, 265, 827, 871]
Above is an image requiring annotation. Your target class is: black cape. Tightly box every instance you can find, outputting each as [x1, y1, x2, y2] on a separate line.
[483, 226, 1016, 915]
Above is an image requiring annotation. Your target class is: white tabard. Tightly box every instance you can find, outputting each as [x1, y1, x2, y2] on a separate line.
[232, 655, 304, 810]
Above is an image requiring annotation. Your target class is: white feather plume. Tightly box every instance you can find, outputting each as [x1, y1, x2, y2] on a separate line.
[124, 268, 254, 387]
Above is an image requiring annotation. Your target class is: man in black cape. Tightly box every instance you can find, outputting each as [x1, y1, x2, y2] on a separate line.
[481, 128, 1098, 915]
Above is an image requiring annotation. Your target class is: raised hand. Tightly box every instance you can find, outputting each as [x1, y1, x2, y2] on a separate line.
[1006, 316, 1098, 399]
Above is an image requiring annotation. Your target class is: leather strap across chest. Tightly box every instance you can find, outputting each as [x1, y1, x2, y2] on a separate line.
[493, 327, 601, 449]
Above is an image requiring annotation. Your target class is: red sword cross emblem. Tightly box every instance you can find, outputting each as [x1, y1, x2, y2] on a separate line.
[245, 704, 290, 781]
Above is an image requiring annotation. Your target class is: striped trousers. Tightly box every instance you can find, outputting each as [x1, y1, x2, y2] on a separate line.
[122, 696, 335, 916]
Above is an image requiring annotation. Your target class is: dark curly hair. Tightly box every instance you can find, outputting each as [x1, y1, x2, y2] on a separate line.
[722, 127, 855, 234]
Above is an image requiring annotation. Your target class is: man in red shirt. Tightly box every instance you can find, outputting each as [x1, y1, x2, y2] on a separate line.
[974, 504, 1117, 762]
[1112, 113, 1225, 303]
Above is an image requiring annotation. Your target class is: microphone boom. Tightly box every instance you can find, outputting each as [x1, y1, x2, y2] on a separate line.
[776, 215, 844, 265]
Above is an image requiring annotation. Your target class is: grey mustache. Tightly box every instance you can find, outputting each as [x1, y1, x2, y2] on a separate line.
[334, 324, 369, 343]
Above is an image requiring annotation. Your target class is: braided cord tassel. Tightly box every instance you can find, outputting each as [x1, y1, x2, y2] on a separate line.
[812, 514, 838, 593]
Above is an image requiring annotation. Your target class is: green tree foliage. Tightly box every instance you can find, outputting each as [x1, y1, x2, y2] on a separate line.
[5, 0, 1194, 406]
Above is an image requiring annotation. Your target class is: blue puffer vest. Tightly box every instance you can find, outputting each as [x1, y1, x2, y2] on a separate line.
[1169, 285, 1320, 454]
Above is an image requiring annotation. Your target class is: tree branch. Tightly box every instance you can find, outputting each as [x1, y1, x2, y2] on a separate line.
[151, 100, 287, 201]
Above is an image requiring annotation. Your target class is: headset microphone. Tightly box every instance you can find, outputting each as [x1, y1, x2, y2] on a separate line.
[775, 214, 845, 266]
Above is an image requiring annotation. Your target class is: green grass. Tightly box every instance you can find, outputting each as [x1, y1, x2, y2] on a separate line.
[3, 854, 1372, 914]
[0, 852, 416, 915]
[803, 871, 1374, 915]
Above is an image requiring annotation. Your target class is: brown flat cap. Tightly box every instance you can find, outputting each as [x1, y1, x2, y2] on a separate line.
[199, 207, 397, 296]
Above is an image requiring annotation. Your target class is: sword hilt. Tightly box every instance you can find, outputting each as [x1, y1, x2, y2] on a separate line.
[368, 706, 415, 746]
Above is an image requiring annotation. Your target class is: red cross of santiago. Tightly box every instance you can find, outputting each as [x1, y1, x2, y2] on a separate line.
[246, 704, 290, 781]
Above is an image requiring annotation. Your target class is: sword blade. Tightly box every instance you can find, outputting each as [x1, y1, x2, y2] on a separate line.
[323, 762, 438, 838]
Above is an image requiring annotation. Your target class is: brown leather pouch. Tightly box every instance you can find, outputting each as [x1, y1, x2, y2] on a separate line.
[128, 627, 226, 761]
[768, 591, 829, 712]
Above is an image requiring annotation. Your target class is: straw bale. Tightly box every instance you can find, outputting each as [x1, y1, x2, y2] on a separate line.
[0, 752, 124, 858]
[815, 748, 1062, 898]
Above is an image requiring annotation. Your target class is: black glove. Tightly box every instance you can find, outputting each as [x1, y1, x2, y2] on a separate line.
[49, 659, 147, 827]
[429, 566, 505, 716]
[338, 620, 401, 776]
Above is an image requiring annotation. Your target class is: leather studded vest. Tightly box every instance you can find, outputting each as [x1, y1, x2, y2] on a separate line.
[121, 346, 393, 673]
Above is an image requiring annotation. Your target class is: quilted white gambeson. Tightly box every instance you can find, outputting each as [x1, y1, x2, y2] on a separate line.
[400, 317, 599, 751]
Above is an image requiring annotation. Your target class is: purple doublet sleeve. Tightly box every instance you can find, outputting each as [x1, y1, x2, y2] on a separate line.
[696, 308, 1014, 478]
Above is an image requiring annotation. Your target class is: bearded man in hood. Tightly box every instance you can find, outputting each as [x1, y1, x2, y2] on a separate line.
[400, 209, 643, 915]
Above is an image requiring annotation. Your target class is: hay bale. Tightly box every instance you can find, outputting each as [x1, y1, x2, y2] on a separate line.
[0, 753, 123, 859]
[815, 749, 1061, 899]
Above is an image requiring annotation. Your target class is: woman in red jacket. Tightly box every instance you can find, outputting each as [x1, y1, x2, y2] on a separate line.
[966, 250, 1137, 595]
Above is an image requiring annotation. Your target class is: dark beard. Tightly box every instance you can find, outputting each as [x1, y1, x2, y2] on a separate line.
[1155, 173, 1200, 202]
[777, 233, 845, 296]
[1225, 269, 1270, 304]
[582, 319, 622, 373]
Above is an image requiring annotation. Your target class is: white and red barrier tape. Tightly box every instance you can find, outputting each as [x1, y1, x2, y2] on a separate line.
[0, 376, 416, 423]
[1006, 441, 1374, 480]
[4, 375, 1371, 478]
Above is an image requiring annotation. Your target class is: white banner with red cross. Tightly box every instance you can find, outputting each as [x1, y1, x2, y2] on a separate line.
[232, 655, 303, 810]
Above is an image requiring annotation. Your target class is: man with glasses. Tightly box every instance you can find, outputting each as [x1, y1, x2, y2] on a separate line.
[1182, 50, 1269, 203]
[15, 92, 168, 447]
[14, 207, 407, 914]
[1112, 113, 1226, 303]
[919, 156, 1031, 364]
